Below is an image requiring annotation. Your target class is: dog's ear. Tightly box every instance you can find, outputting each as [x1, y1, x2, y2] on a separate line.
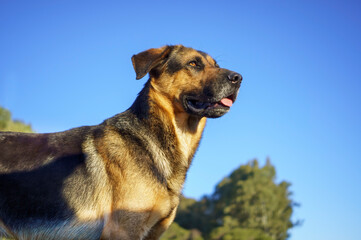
[131, 46, 172, 80]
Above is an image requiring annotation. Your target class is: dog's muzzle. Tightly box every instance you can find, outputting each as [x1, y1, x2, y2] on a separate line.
[183, 69, 242, 118]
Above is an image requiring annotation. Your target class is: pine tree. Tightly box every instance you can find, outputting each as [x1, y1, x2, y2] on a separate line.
[170, 159, 297, 240]
[208, 159, 294, 240]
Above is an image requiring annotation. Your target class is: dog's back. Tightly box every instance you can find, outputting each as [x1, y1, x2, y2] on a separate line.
[0, 129, 85, 171]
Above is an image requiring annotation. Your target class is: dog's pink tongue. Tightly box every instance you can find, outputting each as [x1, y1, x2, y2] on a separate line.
[220, 98, 233, 107]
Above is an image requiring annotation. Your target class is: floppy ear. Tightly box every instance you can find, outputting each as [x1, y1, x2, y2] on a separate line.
[131, 46, 172, 80]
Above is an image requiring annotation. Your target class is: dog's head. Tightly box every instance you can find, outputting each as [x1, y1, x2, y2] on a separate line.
[132, 45, 242, 118]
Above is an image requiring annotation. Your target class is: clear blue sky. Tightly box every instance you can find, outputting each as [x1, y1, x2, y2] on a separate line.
[1, 1, 360, 239]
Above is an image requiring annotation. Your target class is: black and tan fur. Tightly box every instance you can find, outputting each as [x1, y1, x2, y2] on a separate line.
[0, 45, 242, 240]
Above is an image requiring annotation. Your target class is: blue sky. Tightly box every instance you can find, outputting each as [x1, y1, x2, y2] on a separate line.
[1, 1, 361, 239]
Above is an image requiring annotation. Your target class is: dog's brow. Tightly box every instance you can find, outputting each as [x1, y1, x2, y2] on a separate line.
[197, 50, 217, 66]
[197, 51, 208, 59]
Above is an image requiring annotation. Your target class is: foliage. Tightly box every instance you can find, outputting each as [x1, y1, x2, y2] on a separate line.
[0, 106, 33, 133]
[160, 222, 204, 240]
[175, 196, 214, 235]
[166, 159, 297, 240]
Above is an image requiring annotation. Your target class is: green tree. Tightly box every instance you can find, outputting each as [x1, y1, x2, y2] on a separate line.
[209, 159, 294, 240]
[160, 222, 204, 240]
[0, 106, 33, 133]
[175, 196, 213, 235]
[209, 216, 272, 240]
[170, 159, 297, 240]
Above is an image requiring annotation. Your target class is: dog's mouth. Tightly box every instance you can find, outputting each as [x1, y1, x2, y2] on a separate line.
[183, 94, 236, 118]
[187, 96, 234, 109]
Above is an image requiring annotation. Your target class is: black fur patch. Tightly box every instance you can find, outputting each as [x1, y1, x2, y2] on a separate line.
[166, 57, 183, 74]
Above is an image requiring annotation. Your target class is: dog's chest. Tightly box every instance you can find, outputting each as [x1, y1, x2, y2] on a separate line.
[101, 184, 178, 239]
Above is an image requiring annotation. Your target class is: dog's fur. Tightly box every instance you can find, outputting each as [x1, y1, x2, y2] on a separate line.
[0, 45, 242, 240]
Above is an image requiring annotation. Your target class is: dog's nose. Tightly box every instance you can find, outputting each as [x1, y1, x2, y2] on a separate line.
[227, 72, 242, 83]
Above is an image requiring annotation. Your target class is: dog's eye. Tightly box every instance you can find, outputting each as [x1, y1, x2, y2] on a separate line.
[188, 61, 197, 67]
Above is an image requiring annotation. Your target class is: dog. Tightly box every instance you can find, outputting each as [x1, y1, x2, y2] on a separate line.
[0, 45, 242, 240]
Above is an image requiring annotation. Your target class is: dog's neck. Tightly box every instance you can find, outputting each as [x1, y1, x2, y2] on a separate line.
[128, 80, 206, 189]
